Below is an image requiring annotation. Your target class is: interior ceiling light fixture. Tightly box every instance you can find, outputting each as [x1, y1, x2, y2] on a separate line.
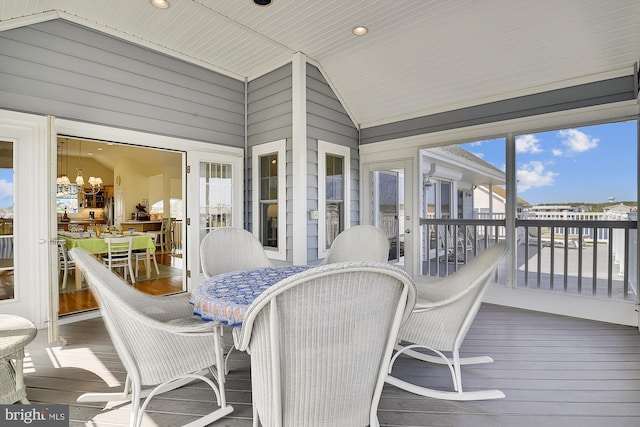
[352, 26, 368, 36]
[150, 0, 170, 9]
[56, 140, 70, 196]
[254, 0, 273, 6]
[75, 139, 103, 195]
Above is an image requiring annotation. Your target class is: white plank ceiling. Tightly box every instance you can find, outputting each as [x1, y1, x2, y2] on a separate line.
[1, 0, 639, 128]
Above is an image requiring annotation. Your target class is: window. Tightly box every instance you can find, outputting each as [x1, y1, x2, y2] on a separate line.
[252, 140, 286, 260]
[151, 199, 184, 221]
[440, 181, 452, 219]
[0, 140, 13, 301]
[200, 162, 233, 236]
[318, 141, 350, 259]
[56, 184, 79, 214]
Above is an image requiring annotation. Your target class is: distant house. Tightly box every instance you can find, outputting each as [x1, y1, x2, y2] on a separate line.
[421, 145, 506, 221]
[528, 205, 573, 212]
[474, 185, 528, 216]
[604, 203, 636, 214]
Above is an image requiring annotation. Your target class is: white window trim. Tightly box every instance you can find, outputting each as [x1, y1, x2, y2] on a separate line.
[252, 139, 286, 261]
[317, 140, 351, 259]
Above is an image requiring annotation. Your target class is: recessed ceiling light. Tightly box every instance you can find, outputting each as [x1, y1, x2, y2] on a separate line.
[352, 26, 368, 36]
[150, 0, 170, 9]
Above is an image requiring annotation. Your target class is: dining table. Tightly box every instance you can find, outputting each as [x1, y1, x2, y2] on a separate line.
[191, 265, 311, 327]
[59, 232, 156, 288]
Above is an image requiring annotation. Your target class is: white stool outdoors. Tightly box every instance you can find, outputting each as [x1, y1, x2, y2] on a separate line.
[0, 314, 37, 404]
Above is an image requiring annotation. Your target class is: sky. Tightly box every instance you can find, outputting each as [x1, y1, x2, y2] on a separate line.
[0, 168, 12, 210]
[462, 120, 637, 205]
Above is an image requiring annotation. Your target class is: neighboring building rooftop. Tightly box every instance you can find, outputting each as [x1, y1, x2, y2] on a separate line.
[529, 205, 572, 212]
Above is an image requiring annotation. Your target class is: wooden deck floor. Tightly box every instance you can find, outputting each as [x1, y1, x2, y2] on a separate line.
[23, 303, 640, 427]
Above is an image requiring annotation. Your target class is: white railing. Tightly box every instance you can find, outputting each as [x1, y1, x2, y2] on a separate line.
[475, 211, 634, 243]
[419, 216, 637, 301]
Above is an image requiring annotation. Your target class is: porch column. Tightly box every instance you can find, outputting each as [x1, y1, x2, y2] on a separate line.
[291, 52, 308, 265]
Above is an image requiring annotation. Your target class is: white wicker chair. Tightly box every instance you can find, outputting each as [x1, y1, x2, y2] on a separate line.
[387, 242, 508, 401]
[321, 225, 390, 264]
[233, 261, 416, 427]
[70, 248, 233, 427]
[200, 227, 272, 278]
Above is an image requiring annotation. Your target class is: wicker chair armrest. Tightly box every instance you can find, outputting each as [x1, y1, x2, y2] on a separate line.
[412, 297, 453, 313]
[413, 275, 445, 286]
[162, 316, 220, 335]
[136, 293, 195, 321]
[121, 310, 218, 336]
[415, 279, 463, 302]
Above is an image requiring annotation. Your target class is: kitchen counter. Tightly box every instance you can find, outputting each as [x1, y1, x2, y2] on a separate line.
[120, 221, 162, 232]
[58, 219, 105, 231]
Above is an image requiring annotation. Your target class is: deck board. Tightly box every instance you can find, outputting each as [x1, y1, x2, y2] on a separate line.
[23, 303, 640, 426]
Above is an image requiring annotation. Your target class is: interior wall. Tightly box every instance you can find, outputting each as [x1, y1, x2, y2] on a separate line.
[114, 157, 150, 221]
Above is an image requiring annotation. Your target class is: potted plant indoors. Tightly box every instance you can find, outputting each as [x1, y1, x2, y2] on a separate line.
[136, 203, 151, 221]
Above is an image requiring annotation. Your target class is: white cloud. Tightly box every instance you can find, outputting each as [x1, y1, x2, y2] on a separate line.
[516, 161, 557, 192]
[558, 129, 598, 153]
[0, 180, 12, 199]
[470, 151, 485, 159]
[515, 134, 542, 154]
[552, 148, 563, 156]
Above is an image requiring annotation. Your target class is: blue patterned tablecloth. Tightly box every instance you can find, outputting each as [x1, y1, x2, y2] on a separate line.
[191, 265, 310, 326]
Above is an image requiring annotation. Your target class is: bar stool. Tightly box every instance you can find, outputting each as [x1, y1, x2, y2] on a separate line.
[0, 314, 37, 404]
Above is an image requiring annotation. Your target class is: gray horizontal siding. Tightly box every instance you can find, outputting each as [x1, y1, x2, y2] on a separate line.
[306, 64, 360, 263]
[361, 75, 638, 145]
[246, 65, 293, 259]
[0, 20, 245, 146]
[307, 65, 358, 147]
[247, 64, 292, 146]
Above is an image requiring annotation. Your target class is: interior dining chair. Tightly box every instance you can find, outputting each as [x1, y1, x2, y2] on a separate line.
[386, 242, 508, 401]
[148, 218, 171, 253]
[57, 241, 78, 289]
[233, 261, 416, 427]
[321, 225, 390, 265]
[200, 227, 272, 278]
[102, 236, 135, 284]
[133, 233, 160, 277]
[70, 248, 234, 427]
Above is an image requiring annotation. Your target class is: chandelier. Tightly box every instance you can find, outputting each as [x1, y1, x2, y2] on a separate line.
[75, 140, 103, 195]
[56, 140, 71, 197]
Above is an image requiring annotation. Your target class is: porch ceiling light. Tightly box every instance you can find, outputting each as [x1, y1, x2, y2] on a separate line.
[352, 26, 368, 36]
[150, 0, 170, 9]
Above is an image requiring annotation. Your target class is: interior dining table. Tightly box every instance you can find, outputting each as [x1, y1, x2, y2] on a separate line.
[59, 232, 156, 289]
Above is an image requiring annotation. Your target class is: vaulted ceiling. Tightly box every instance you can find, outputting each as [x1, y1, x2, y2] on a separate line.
[2, 0, 639, 129]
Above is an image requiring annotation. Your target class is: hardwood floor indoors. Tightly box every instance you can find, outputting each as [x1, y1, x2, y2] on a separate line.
[23, 303, 640, 427]
[58, 252, 183, 316]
